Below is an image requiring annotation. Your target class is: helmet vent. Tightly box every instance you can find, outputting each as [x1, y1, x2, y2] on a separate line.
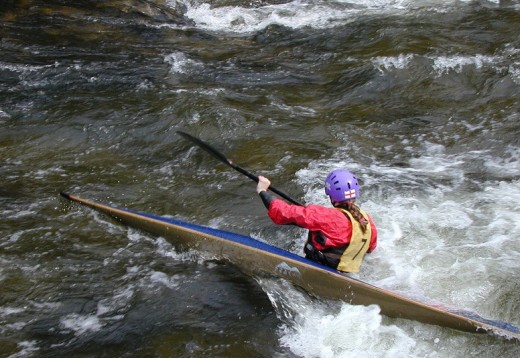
[325, 169, 360, 201]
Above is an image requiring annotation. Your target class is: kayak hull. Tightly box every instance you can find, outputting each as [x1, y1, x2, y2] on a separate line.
[61, 193, 520, 340]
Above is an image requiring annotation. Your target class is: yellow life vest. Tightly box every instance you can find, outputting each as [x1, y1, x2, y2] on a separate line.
[335, 208, 372, 273]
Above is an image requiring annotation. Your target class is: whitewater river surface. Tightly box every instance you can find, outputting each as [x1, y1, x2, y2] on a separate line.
[1, 0, 519, 356]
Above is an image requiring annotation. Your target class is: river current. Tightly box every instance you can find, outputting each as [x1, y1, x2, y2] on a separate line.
[1, 0, 519, 357]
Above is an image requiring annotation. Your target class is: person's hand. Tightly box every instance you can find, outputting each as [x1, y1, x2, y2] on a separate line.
[256, 176, 271, 194]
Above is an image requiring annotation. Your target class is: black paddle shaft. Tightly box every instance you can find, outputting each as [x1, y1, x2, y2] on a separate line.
[177, 131, 303, 206]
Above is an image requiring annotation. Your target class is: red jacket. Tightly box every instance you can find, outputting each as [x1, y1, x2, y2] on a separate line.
[267, 199, 377, 252]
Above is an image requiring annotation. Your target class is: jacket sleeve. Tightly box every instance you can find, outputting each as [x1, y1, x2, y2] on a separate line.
[258, 191, 275, 209]
[267, 199, 353, 249]
[267, 199, 322, 228]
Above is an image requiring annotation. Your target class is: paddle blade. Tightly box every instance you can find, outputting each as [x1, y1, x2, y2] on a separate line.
[177, 130, 232, 165]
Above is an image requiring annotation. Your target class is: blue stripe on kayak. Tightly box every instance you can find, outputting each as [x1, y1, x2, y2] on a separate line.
[126, 208, 339, 274]
[451, 310, 520, 334]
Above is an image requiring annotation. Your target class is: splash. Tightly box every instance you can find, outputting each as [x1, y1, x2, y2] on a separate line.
[280, 303, 417, 358]
[258, 278, 418, 357]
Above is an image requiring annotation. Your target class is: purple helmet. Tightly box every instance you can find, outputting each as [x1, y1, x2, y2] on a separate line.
[324, 169, 360, 202]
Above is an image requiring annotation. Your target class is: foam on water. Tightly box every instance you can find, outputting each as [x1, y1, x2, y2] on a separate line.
[180, 0, 411, 34]
[373, 51, 518, 82]
[260, 278, 427, 357]
[485, 145, 520, 176]
[0, 61, 50, 74]
[164, 51, 205, 75]
[280, 305, 420, 358]
[431, 55, 499, 75]
[60, 313, 103, 336]
[173, 0, 510, 34]
[373, 54, 415, 74]
[7, 341, 38, 358]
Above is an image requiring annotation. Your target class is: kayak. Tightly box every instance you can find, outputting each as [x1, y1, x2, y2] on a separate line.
[60, 192, 520, 341]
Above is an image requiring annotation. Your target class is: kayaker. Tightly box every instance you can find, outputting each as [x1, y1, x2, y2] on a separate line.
[256, 170, 377, 273]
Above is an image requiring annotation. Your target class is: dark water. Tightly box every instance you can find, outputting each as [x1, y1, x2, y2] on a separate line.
[1, 1, 520, 357]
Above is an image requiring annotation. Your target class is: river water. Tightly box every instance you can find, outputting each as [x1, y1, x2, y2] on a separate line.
[1, 0, 519, 356]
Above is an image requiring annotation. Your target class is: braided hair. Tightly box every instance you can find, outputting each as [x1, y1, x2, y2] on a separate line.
[337, 200, 368, 233]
